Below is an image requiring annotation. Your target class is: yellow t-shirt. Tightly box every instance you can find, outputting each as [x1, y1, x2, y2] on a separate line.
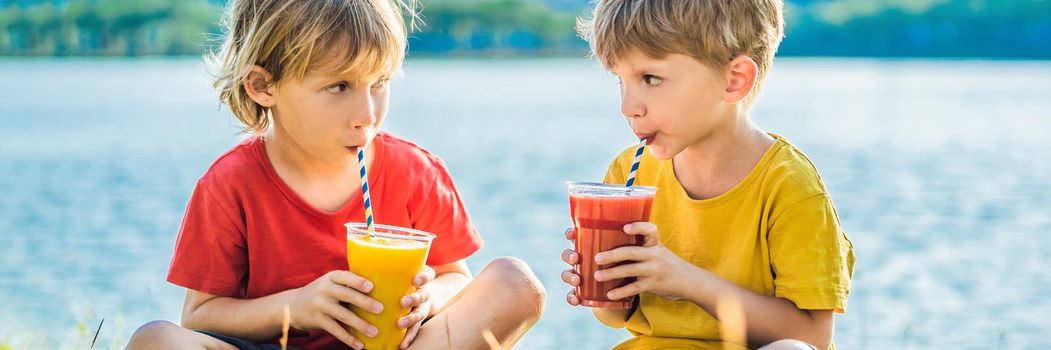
[604, 134, 855, 350]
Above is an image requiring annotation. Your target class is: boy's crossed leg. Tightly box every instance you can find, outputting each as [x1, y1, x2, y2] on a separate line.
[409, 257, 545, 349]
[127, 321, 240, 350]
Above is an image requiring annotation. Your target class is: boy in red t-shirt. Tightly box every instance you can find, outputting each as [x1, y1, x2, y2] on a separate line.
[126, 1, 545, 349]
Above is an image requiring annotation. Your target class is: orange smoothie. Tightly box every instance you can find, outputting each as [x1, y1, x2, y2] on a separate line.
[346, 223, 434, 350]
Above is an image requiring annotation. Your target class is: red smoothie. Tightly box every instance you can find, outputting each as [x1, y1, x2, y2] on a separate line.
[568, 182, 656, 309]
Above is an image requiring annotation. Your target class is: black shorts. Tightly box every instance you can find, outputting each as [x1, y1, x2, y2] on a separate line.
[195, 315, 433, 350]
[196, 330, 301, 350]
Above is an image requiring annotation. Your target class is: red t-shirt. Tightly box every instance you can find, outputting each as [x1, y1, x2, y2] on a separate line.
[167, 132, 483, 349]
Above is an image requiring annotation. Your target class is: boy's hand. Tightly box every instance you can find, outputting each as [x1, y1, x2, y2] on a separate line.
[398, 266, 436, 349]
[560, 227, 584, 305]
[288, 270, 382, 350]
[593, 222, 701, 301]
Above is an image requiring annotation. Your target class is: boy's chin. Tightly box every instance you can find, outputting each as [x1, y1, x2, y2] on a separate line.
[647, 145, 675, 161]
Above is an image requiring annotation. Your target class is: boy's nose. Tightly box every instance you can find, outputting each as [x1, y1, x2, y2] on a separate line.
[349, 90, 378, 129]
[621, 92, 646, 119]
[351, 111, 377, 130]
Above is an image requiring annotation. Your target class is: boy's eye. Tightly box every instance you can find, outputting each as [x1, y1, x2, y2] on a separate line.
[643, 75, 663, 86]
[326, 82, 348, 93]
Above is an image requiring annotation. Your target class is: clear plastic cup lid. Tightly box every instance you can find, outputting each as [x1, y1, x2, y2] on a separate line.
[345, 223, 436, 242]
[566, 181, 657, 197]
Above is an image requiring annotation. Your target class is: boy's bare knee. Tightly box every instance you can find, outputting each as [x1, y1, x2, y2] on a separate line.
[758, 339, 819, 350]
[127, 321, 234, 350]
[127, 320, 182, 349]
[483, 257, 547, 321]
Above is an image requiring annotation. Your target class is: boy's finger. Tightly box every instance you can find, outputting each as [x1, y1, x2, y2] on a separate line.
[413, 266, 436, 287]
[322, 302, 376, 339]
[565, 227, 576, 240]
[397, 307, 428, 329]
[566, 291, 581, 306]
[330, 283, 383, 314]
[607, 280, 645, 301]
[318, 317, 365, 349]
[418, 290, 431, 305]
[400, 322, 422, 349]
[401, 289, 430, 308]
[561, 249, 579, 264]
[560, 269, 580, 286]
[330, 271, 374, 293]
[623, 222, 658, 237]
[624, 222, 661, 246]
[594, 262, 648, 282]
[594, 246, 647, 265]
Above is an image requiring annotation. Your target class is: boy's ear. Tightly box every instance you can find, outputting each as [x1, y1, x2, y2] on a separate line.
[243, 65, 276, 107]
[723, 55, 758, 104]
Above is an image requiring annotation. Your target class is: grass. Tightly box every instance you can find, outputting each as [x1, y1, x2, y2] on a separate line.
[0, 303, 127, 350]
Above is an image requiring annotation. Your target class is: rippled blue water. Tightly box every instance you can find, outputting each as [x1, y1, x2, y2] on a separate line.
[1, 57, 1049, 348]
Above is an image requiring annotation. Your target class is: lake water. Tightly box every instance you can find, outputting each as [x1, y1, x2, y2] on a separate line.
[1, 57, 1050, 349]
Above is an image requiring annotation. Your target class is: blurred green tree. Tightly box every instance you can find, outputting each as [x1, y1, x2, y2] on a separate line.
[0, 0, 1048, 58]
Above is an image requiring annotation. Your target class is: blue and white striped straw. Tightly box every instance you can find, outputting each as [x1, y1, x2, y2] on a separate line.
[357, 147, 375, 235]
[625, 138, 646, 187]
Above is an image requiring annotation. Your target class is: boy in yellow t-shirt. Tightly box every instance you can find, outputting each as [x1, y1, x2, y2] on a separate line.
[560, 1, 855, 349]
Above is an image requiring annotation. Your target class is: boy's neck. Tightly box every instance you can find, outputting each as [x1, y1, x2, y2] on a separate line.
[672, 113, 774, 201]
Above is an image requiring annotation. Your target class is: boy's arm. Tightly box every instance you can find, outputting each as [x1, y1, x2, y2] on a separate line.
[598, 222, 835, 349]
[591, 308, 630, 328]
[180, 289, 291, 342]
[181, 270, 381, 347]
[180, 262, 474, 345]
[681, 268, 834, 349]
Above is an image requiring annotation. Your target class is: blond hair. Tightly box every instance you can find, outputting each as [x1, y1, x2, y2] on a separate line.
[577, 0, 784, 106]
[208, 0, 416, 134]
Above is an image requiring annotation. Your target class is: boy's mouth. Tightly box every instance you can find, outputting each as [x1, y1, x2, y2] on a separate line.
[634, 133, 656, 144]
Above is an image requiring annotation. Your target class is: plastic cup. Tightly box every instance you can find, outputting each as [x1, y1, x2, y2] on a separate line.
[567, 182, 656, 309]
[346, 223, 434, 350]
